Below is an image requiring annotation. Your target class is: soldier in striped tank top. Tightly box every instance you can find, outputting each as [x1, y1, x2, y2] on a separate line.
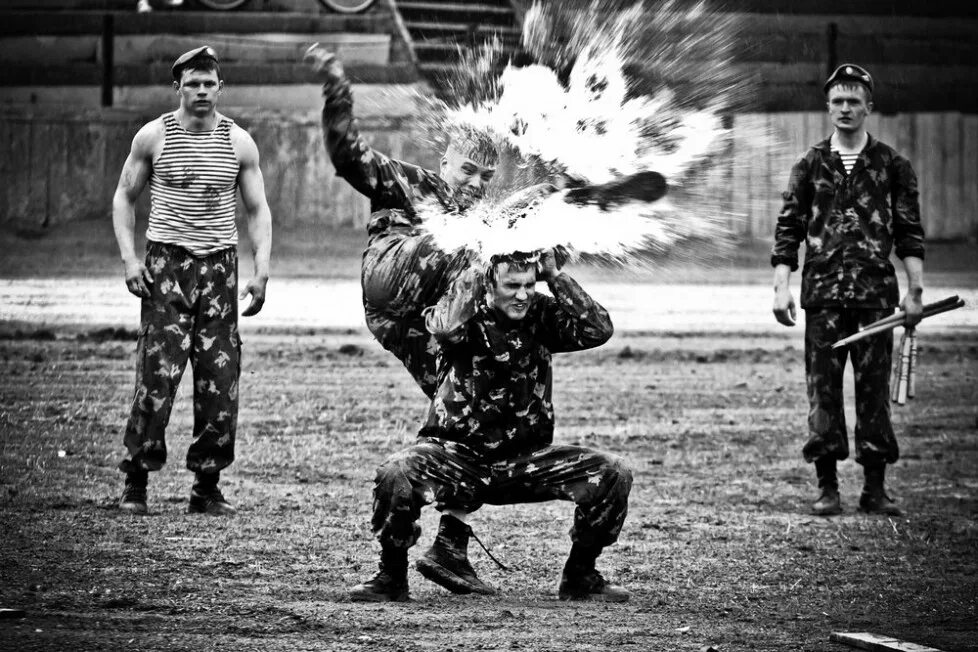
[111, 46, 273, 517]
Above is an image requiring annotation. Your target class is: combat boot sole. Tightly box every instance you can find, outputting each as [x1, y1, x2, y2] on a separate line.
[858, 492, 903, 516]
[349, 585, 410, 602]
[416, 556, 496, 595]
[558, 584, 631, 603]
[812, 489, 842, 516]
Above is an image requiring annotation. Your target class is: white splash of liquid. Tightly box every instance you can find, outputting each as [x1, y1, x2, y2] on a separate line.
[417, 1, 740, 264]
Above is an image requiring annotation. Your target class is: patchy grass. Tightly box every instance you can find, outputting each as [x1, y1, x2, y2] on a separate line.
[1, 331, 976, 651]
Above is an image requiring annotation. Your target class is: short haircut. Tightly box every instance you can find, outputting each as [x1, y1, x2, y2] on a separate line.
[447, 127, 499, 167]
[486, 252, 537, 287]
[826, 81, 872, 103]
[174, 56, 223, 83]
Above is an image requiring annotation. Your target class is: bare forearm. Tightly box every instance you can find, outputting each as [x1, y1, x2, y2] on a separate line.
[112, 191, 140, 263]
[246, 207, 272, 279]
[901, 256, 923, 295]
[773, 264, 792, 289]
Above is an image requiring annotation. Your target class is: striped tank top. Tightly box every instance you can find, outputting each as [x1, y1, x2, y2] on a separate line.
[147, 112, 240, 256]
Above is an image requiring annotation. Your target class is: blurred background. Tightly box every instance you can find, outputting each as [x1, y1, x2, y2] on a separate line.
[0, 0, 975, 331]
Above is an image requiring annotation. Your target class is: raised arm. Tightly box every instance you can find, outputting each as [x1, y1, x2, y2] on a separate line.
[424, 266, 484, 345]
[112, 121, 158, 298]
[232, 125, 272, 317]
[308, 45, 429, 210]
[537, 251, 614, 353]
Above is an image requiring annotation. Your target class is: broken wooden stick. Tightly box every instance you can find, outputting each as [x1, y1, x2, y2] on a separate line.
[832, 297, 965, 350]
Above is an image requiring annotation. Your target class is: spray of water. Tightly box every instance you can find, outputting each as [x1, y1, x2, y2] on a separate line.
[413, 0, 748, 268]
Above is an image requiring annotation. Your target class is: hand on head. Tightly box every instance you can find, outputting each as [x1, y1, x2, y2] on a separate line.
[536, 248, 563, 282]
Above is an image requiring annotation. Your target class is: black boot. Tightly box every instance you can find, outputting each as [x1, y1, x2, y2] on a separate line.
[558, 543, 630, 602]
[119, 470, 148, 514]
[350, 547, 410, 602]
[812, 458, 842, 516]
[188, 471, 236, 515]
[859, 465, 902, 516]
[416, 514, 496, 595]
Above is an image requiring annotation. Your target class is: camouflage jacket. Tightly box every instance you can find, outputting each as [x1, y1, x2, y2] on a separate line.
[420, 269, 614, 460]
[320, 72, 456, 244]
[770, 135, 925, 309]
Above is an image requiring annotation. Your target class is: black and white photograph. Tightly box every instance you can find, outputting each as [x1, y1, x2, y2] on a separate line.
[1, 0, 976, 650]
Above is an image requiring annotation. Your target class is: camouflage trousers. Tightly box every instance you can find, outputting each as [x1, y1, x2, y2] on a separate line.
[361, 230, 470, 399]
[803, 307, 898, 467]
[120, 242, 241, 475]
[371, 439, 633, 550]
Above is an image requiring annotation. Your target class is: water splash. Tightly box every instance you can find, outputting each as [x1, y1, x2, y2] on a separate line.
[413, 0, 748, 266]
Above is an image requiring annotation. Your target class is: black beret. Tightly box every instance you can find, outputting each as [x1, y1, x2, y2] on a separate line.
[171, 46, 219, 80]
[824, 63, 874, 95]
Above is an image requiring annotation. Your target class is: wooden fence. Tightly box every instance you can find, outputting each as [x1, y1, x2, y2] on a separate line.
[730, 112, 978, 241]
[0, 109, 975, 240]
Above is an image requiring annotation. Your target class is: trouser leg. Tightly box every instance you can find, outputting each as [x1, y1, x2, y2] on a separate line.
[850, 308, 899, 467]
[802, 308, 850, 463]
[361, 232, 471, 399]
[486, 445, 634, 549]
[120, 244, 195, 473]
[186, 249, 240, 474]
[371, 440, 486, 549]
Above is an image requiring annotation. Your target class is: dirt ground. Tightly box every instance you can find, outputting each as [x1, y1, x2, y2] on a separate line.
[1, 326, 976, 652]
[2, 219, 977, 651]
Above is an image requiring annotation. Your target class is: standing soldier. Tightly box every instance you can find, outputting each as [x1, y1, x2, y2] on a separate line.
[112, 46, 273, 515]
[771, 64, 925, 517]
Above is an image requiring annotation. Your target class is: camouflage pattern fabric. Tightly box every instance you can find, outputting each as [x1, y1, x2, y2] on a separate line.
[421, 268, 615, 460]
[771, 135, 925, 309]
[321, 72, 468, 398]
[119, 242, 240, 475]
[361, 226, 471, 398]
[802, 307, 899, 467]
[372, 439, 633, 550]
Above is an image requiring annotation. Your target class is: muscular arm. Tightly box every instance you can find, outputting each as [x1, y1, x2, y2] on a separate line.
[112, 122, 158, 298]
[233, 126, 273, 317]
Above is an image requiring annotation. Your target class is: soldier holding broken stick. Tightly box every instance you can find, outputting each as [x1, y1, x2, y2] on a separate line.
[771, 64, 925, 517]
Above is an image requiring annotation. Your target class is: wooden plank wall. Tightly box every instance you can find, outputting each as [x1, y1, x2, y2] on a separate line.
[0, 110, 974, 240]
[0, 109, 435, 232]
[733, 112, 978, 241]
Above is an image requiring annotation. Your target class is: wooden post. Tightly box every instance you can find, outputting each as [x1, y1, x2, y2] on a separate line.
[826, 22, 838, 78]
[101, 13, 114, 108]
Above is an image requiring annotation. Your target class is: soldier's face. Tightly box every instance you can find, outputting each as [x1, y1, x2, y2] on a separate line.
[441, 145, 496, 209]
[490, 263, 536, 321]
[175, 68, 222, 117]
[827, 84, 872, 134]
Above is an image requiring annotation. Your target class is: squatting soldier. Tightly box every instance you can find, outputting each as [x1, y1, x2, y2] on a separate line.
[349, 249, 633, 602]
[112, 46, 273, 515]
[771, 64, 925, 516]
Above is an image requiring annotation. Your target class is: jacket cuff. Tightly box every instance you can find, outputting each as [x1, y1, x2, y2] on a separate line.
[895, 246, 925, 261]
[770, 255, 799, 271]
